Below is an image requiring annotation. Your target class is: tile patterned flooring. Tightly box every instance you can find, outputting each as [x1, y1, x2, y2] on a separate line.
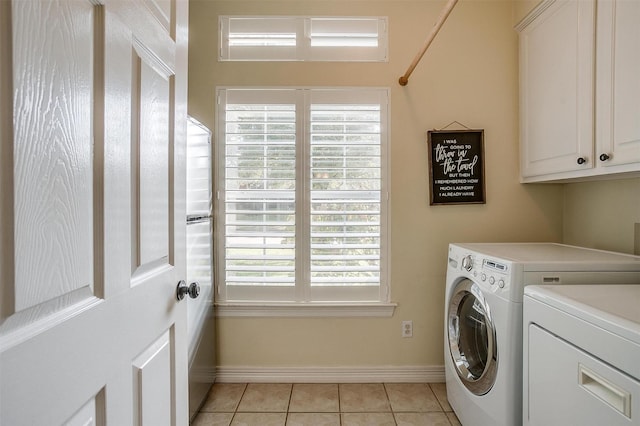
[192, 383, 462, 426]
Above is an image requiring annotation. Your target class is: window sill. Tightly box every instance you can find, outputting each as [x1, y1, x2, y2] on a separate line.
[214, 302, 397, 318]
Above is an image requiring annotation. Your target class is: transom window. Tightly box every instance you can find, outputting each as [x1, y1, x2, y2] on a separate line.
[216, 88, 389, 304]
[219, 16, 388, 62]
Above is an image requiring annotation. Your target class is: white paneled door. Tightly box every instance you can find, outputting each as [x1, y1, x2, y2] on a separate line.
[0, 0, 189, 424]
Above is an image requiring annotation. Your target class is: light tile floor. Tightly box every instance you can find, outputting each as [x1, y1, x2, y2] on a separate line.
[192, 383, 461, 426]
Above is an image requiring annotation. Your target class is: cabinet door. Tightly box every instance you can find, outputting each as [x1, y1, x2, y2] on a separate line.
[596, 0, 640, 167]
[518, 0, 595, 178]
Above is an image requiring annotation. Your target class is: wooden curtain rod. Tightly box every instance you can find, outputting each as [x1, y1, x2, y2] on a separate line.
[399, 0, 459, 86]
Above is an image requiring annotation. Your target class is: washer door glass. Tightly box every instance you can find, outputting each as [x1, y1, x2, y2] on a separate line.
[448, 278, 498, 395]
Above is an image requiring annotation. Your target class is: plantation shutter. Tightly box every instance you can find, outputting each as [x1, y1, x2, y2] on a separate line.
[220, 90, 299, 301]
[220, 17, 300, 61]
[217, 88, 388, 303]
[308, 90, 387, 301]
[308, 18, 388, 61]
[220, 16, 388, 62]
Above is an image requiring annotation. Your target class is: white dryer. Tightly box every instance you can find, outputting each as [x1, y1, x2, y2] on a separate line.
[523, 284, 640, 426]
[444, 243, 640, 426]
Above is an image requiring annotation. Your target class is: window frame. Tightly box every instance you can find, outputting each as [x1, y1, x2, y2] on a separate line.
[214, 87, 392, 315]
[219, 16, 389, 62]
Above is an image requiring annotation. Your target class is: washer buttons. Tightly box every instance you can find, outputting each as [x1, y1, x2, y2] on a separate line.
[498, 279, 505, 288]
[489, 276, 495, 285]
[481, 273, 486, 281]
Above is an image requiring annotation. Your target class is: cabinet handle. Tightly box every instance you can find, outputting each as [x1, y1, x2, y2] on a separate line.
[599, 153, 611, 162]
[576, 157, 587, 165]
[579, 364, 631, 418]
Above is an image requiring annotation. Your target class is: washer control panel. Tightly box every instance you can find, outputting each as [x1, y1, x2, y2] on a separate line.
[455, 252, 510, 292]
[478, 257, 509, 291]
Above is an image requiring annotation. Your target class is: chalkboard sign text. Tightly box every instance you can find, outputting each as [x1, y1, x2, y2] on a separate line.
[427, 130, 485, 205]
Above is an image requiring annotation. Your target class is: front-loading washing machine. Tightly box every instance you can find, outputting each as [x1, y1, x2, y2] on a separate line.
[444, 243, 640, 426]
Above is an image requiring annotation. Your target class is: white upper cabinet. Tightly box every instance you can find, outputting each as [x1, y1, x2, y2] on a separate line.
[596, 0, 640, 169]
[517, 0, 640, 183]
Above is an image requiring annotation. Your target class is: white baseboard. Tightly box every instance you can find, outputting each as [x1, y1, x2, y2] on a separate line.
[190, 366, 217, 383]
[214, 365, 445, 383]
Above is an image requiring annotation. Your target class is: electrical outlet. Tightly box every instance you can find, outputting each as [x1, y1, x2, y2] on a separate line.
[402, 320, 413, 338]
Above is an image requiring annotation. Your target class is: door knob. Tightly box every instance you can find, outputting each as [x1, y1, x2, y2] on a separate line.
[599, 153, 610, 162]
[188, 281, 201, 299]
[176, 280, 201, 301]
[576, 157, 587, 165]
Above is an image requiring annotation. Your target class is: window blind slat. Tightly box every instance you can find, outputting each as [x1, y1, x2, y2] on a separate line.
[308, 101, 382, 289]
[222, 98, 297, 289]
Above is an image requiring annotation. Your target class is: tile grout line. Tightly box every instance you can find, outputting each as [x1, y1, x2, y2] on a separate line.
[230, 383, 248, 424]
[382, 383, 399, 426]
[429, 383, 458, 425]
[337, 383, 342, 426]
[285, 383, 293, 425]
[383, 382, 392, 417]
[428, 383, 446, 412]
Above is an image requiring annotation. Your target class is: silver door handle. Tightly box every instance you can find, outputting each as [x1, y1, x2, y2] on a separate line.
[176, 280, 201, 301]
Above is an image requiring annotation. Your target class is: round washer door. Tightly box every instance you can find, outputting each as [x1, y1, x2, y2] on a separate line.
[447, 278, 498, 395]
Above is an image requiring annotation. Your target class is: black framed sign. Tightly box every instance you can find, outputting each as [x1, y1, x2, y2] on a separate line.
[427, 129, 485, 205]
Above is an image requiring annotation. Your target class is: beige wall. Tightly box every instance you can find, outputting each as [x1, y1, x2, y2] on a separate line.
[188, 0, 564, 368]
[563, 178, 640, 255]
